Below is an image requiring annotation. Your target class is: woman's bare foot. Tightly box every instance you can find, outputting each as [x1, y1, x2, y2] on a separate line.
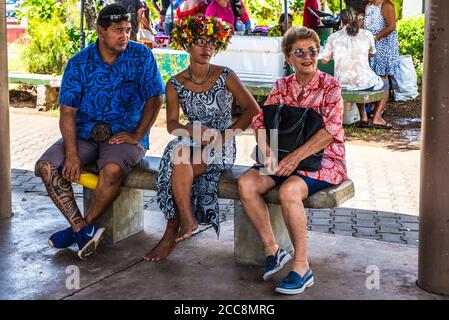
[175, 219, 198, 243]
[143, 236, 178, 261]
[372, 116, 393, 129]
[144, 219, 179, 262]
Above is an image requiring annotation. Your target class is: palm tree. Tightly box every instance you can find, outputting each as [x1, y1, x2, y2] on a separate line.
[84, 0, 98, 30]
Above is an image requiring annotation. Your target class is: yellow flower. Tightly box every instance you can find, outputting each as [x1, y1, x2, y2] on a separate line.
[207, 24, 214, 35]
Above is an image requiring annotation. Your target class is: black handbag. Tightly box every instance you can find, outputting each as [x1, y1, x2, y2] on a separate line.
[258, 104, 325, 172]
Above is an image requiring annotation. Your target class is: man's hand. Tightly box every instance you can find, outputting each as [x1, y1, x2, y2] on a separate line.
[62, 155, 82, 182]
[275, 152, 303, 177]
[109, 132, 142, 145]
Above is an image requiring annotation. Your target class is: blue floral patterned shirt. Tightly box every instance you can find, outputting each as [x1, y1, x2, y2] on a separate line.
[58, 40, 165, 149]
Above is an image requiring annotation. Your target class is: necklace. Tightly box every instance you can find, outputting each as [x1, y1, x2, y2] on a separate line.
[188, 65, 212, 86]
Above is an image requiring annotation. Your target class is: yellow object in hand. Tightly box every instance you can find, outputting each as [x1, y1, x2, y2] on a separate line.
[78, 173, 99, 190]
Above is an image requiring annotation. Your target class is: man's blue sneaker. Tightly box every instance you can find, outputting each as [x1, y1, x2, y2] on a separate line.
[74, 225, 106, 260]
[275, 270, 314, 295]
[48, 226, 75, 249]
[262, 247, 292, 281]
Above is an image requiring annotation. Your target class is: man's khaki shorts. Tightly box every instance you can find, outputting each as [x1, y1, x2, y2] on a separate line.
[36, 138, 146, 176]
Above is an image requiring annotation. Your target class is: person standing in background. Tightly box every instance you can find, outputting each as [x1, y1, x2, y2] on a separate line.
[364, 0, 400, 129]
[269, 13, 293, 37]
[229, 0, 251, 32]
[206, 0, 250, 34]
[303, 0, 333, 29]
[115, 0, 146, 40]
[152, 0, 171, 31]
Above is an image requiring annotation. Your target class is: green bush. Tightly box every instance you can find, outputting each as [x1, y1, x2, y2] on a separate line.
[18, 0, 97, 75]
[17, 0, 65, 21]
[22, 17, 70, 75]
[393, 0, 403, 19]
[397, 15, 424, 80]
[245, 0, 306, 26]
[327, 0, 343, 13]
[246, 0, 281, 26]
[66, 25, 98, 57]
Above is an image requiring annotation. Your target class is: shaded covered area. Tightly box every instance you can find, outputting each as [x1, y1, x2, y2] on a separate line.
[1, 0, 449, 299]
[0, 189, 442, 300]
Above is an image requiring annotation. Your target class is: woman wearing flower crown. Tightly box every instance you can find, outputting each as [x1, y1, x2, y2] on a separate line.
[144, 16, 260, 261]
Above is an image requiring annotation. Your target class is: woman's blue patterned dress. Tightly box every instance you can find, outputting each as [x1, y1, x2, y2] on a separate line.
[364, 1, 401, 77]
[156, 68, 236, 236]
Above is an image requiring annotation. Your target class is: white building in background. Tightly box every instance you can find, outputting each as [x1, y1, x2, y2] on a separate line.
[402, 0, 425, 18]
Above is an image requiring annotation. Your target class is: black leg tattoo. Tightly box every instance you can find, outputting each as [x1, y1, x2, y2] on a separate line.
[37, 161, 84, 226]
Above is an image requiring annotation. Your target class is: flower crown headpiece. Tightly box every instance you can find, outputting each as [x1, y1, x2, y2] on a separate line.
[171, 16, 233, 53]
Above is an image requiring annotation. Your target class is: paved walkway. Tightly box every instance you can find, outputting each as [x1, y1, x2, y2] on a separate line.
[0, 187, 440, 300]
[3, 110, 438, 300]
[9, 111, 420, 246]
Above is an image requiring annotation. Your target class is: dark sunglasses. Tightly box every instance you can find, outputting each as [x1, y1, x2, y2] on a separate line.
[290, 47, 319, 59]
[194, 38, 216, 48]
[98, 13, 132, 22]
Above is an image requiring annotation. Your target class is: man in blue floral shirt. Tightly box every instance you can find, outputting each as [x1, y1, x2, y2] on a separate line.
[35, 3, 165, 260]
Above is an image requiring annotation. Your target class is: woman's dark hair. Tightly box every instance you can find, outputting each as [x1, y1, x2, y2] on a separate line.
[97, 4, 129, 29]
[340, 9, 359, 36]
[279, 13, 293, 25]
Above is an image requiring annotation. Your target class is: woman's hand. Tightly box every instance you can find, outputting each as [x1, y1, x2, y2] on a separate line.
[275, 152, 303, 177]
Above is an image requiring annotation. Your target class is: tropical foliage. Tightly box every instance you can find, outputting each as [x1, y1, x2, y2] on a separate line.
[17, 0, 97, 75]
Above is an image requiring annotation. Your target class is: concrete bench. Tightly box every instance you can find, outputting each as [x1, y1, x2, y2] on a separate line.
[341, 89, 388, 125]
[8, 72, 62, 110]
[84, 156, 354, 265]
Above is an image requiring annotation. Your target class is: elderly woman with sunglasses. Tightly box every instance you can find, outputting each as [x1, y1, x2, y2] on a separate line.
[238, 27, 348, 295]
[144, 16, 260, 262]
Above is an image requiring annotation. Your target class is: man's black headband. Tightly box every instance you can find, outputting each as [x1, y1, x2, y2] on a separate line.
[98, 13, 131, 23]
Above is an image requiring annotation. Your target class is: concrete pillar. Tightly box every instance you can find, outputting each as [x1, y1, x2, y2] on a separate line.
[0, 2, 12, 220]
[234, 200, 293, 265]
[418, 0, 449, 295]
[83, 187, 144, 244]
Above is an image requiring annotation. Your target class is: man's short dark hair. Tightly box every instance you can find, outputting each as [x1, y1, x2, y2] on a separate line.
[97, 4, 130, 29]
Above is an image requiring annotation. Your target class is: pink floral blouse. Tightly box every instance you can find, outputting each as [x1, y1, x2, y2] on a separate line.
[251, 70, 348, 185]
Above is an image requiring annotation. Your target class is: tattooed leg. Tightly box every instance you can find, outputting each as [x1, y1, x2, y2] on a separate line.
[36, 160, 87, 232]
